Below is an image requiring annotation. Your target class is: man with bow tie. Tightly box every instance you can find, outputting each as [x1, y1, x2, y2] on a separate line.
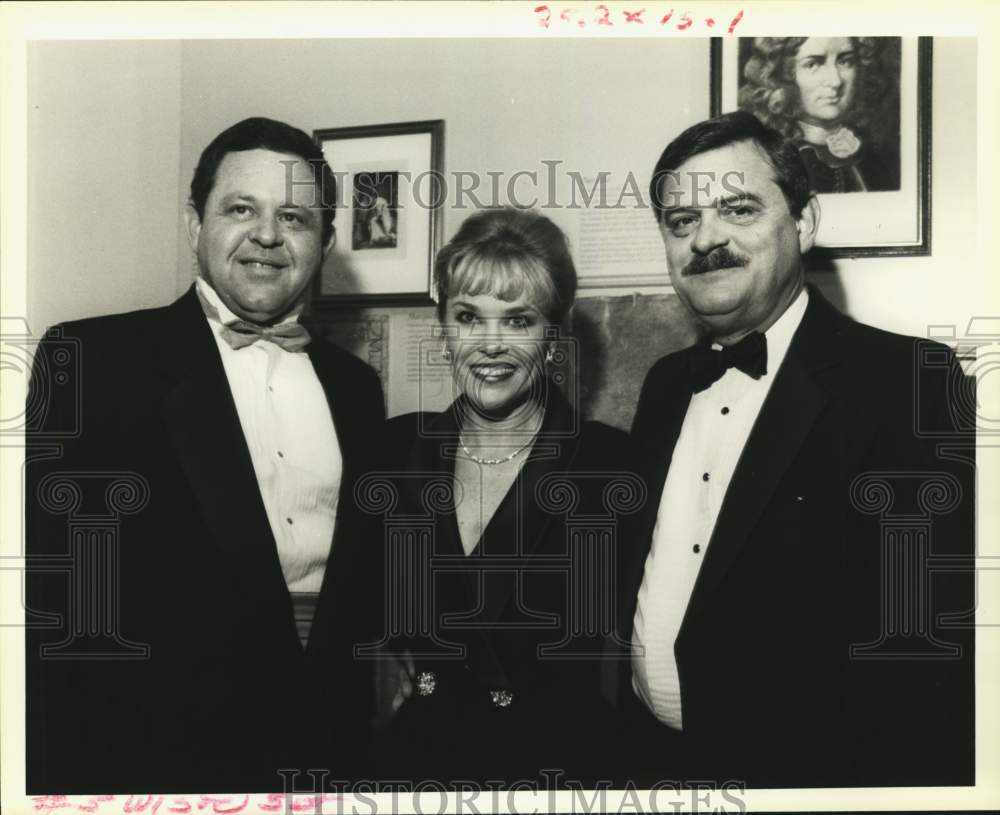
[619, 112, 975, 787]
[26, 118, 385, 791]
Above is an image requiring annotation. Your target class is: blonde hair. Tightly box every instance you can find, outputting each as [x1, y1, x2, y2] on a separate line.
[434, 207, 577, 324]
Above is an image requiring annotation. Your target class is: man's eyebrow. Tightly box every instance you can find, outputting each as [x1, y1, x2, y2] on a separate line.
[719, 192, 765, 206]
[218, 192, 256, 203]
[662, 192, 765, 215]
[217, 193, 315, 211]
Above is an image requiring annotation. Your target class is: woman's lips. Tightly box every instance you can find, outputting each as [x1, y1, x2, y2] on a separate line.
[470, 363, 517, 383]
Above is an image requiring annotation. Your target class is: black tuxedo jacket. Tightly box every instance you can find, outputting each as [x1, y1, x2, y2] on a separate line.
[25, 286, 385, 792]
[371, 392, 641, 784]
[619, 287, 975, 788]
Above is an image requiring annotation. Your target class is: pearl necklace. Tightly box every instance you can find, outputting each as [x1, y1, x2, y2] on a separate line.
[459, 434, 535, 465]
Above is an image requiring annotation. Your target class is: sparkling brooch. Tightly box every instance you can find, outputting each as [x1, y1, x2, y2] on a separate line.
[490, 689, 514, 708]
[416, 671, 437, 697]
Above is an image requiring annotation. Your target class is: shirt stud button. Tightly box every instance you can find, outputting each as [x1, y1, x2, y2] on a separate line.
[721, 406, 730, 415]
[693, 544, 701, 553]
[702, 472, 710, 482]
[277, 451, 284, 458]
[286, 517, 293, 525]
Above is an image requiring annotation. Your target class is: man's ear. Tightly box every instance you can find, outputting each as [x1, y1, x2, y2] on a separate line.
[322, 224, 337, 261]
[183, 204, 202, 254]
[796, 195, 821, 254]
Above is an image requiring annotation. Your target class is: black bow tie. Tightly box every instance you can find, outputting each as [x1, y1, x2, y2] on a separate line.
[687, 332, 768, 392]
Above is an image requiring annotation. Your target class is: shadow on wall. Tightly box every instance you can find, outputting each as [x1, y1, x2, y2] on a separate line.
[317, 250, 364, 298]
[806, 250, 849, 314]
[568, 293, 700, 432]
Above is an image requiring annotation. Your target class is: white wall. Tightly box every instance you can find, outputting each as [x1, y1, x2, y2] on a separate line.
[27, 41, 183, 336]
[174, 37, 707, 295]
[26, 37, 979, 344]
[807, 37, 978, 340]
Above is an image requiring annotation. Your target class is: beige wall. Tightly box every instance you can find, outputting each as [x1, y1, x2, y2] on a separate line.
[27, 41, 183, 336]
[808, 37, 978, 340]
[174, 37, 708, 296]
[27, 37, 978, 344]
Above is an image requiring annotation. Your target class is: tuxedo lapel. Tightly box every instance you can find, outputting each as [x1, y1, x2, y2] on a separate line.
[300, 341, 352, 658]
[306, 341, 368, 485]
[156, 288, 294, 626]
[294, 326, 396, 663]
[634, 351, 699, 537]
[620, 352, 695, 629]
[684, 289, 844, 621]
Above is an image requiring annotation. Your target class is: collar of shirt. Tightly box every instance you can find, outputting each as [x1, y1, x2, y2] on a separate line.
[195, 276, 304, 331]
[709, 286, 809, 386]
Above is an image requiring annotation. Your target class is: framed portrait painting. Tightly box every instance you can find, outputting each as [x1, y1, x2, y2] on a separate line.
[313, 119, 444, 304]
[711, 36, 932, 257]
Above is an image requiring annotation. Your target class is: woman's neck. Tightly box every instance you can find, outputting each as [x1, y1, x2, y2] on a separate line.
[458, 397, 545, 445]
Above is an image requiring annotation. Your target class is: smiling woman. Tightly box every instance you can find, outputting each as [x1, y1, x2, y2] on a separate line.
[368, 207, 643, 785]
[737, 36, 902, 193]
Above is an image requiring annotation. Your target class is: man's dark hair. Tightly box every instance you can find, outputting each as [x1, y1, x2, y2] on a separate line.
[189, 117, 337, 244]
[649, 110, 812, 223]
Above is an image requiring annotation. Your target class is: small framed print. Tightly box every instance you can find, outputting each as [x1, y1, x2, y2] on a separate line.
[711, 36, 932, 257]
[313, 119, 444, 303]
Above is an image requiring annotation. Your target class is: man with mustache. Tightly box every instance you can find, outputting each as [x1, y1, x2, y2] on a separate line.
[618, 111, 974, 787]
[26, 117, 385, 791]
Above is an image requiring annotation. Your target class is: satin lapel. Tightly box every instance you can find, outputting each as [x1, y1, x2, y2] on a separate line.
[620, 353, 695, 633]
[301, 341, 367, 657]
[475, 394, 578, 625]
[156, 289, 291, 610]
[305, 341, 368, 490]
[683, 290, 843, 622]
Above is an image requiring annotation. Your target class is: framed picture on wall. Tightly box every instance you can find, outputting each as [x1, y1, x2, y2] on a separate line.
[711, 36, 931, 257]
[313, 119, 444, 304]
